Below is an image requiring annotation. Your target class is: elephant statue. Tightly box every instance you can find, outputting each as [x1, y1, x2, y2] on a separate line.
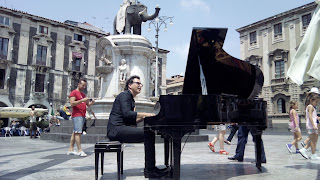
[114, 2, 160, 35]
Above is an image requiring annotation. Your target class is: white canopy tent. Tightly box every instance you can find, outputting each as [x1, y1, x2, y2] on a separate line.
[287, 0, 320, 85]
[0, 107, 48, 118]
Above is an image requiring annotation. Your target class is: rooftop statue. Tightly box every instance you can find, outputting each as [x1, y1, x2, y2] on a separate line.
[114, 0, 160, 35]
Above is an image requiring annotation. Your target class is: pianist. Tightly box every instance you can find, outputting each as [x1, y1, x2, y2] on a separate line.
[107, 75, 168, 178]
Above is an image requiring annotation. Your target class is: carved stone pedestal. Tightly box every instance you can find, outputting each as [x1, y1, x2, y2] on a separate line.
[93, 34, 156, 119]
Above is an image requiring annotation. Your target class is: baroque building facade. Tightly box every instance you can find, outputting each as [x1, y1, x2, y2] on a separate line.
[236, 2, 318, 128]
[166, 75, 184, 95]
[0, 7, 107, 126]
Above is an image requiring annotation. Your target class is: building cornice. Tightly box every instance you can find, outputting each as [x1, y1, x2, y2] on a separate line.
[236, 2, 316, 33]
[0, 6, 109, 37]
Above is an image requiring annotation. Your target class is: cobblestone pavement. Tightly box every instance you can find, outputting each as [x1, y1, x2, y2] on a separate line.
[1, 129, 320, 180]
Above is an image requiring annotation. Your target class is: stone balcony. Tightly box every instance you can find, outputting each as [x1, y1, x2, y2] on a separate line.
[271, 78, 285, 84]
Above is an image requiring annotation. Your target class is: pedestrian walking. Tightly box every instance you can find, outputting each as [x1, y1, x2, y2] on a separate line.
[208, 125, 229, 155]
[299, 91, 320, 160]
[300, 87, 320, 151]
[224, 123, 239, 145]
[228, 125, 266, 163]
[286, 101, 302, 153]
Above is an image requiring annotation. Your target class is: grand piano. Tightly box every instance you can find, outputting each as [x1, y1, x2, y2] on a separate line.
[144, 27, 267, 179]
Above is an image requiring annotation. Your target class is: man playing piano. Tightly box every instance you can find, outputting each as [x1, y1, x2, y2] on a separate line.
[107, 75, 168, 178]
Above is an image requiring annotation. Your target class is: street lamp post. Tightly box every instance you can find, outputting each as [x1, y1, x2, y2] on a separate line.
[47, 81, 50, 100]
[50, 102, 53, 116]
[148, 14, 173, 97]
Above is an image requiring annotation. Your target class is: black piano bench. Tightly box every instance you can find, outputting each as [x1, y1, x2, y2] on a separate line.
[94, 141, 124, 180]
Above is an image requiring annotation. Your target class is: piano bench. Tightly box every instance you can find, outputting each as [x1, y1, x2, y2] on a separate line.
[94, 141, 124, 180]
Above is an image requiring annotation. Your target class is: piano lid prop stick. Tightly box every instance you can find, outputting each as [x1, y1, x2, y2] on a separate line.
[198, 55, 208, 95]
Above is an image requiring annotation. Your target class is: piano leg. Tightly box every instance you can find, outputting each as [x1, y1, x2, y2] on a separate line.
[172, 132, 182, 180]
[164, 135, 170, 167]
[170, 138, 173, 169]
[253, 130, 263, 170]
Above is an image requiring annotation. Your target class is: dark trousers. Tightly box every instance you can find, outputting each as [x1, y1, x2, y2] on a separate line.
[234, 126, 266, 161]
[226, 124, 239, 142]
[82, 120, 87, 132]
[107, 125, 156, 170]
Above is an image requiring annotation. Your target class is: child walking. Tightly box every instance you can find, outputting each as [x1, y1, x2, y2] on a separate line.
[299, 93, 320, 160]
[300, 88, 320, 151]
[286, 101, 302, 153]
[208, 125, 229, 155]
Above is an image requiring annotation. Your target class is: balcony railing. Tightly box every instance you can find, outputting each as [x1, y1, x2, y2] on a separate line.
[271, 78, 285, 84]
[36, 59, 46, 66]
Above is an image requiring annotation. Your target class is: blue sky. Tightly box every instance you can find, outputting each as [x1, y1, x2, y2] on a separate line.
[0, 0, 314, 78]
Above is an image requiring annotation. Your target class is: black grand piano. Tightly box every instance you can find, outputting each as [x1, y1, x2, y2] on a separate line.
[145, 27, 267, 180]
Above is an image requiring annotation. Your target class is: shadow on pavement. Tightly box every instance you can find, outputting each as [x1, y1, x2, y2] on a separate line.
[98, 163, 268, 180]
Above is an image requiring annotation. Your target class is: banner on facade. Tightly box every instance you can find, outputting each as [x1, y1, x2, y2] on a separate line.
[72, 52, 82, 58]
[0, 107, 48, 118]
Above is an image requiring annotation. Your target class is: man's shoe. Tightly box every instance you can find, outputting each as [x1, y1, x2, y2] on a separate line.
[144, 168, 168, 178]
[224, 140, 231, 145]
[286, 144, 292, 153]
[299, 148, 309, 159]
[296, 149, 300, 154]
[228, 156, 243, 162]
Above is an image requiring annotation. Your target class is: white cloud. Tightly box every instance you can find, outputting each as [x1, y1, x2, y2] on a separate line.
[170, 42, 189, 61]
[165, 42, 190, 77]
[180, 0, 210, 14]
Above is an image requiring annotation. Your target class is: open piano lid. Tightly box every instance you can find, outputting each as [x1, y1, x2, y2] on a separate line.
[182, 27, 264, 99]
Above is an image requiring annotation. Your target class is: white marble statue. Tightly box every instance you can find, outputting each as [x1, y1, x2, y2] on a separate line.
[100, 54, 112, 65]
[119, 59, 127, 81]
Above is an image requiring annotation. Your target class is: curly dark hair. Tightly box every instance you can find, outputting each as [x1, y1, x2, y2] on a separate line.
[78, 79, 87, 84]
[125, 75, 140, 90]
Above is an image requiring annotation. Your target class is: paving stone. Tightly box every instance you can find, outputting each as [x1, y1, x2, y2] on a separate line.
[0, 129, 320, 180]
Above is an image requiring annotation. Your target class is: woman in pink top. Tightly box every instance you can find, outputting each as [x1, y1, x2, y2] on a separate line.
[299, 93, 320, 160]
[286, 101, 302, 153]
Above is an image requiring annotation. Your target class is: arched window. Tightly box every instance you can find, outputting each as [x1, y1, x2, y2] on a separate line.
[277, 98, 286, 113]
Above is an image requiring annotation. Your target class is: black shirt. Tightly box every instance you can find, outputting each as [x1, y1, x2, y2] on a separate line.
[107, 90, 137, 130]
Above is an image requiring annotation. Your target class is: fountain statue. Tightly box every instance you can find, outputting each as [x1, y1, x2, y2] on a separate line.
[114, 0, 160, 35]
[119, 59, 127, 82]
[92, 0, 161, 119]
